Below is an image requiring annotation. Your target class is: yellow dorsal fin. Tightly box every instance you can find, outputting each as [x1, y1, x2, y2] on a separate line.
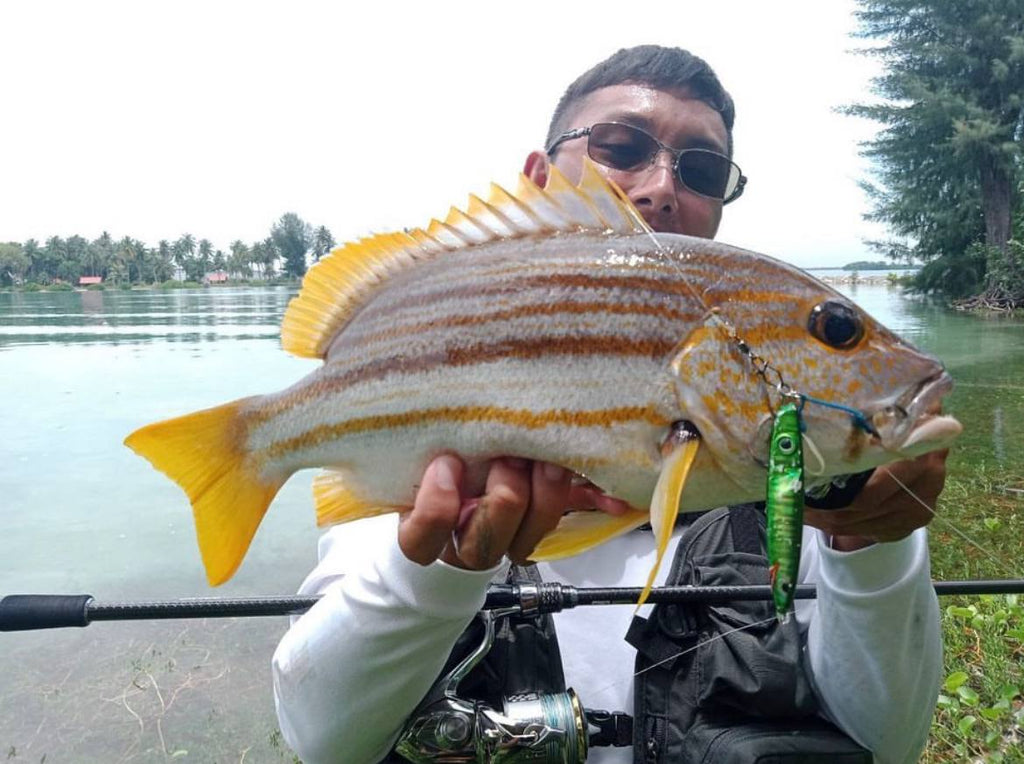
[529, 508, 650, 561]
[636, 433, 701, 608]
[312, 469, 400, 526]
[280, 159, 651, 359]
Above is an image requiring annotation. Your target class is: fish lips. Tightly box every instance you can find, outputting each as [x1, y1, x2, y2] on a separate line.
[875, 370, 962, 456]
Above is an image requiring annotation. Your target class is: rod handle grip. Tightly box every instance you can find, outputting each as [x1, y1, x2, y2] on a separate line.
[0, 594, 93, 631]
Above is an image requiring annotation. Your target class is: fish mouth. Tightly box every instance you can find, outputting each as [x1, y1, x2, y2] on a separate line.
[898, 369, 954, 416]
[876, 369, 962, 455]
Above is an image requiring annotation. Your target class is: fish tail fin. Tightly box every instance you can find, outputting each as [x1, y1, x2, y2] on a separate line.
[313, 470, 400, 526]
[124, 397, 284, 586]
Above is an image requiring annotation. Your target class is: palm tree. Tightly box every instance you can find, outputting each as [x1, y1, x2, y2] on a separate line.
[228, 240, 251, 279]
[197, 238, 214, 278]
[173, 234, 196, 281]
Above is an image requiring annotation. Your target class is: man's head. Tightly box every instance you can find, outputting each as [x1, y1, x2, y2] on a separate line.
[545, 46, 735, 157]
[524, 45, 740, 239]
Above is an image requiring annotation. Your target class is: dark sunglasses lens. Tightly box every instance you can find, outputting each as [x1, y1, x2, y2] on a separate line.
[678, 150, 739, 200]
[587, 123, 658, 171]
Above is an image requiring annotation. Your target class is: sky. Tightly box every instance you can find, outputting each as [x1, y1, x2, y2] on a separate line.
[1, 0, 893, 269]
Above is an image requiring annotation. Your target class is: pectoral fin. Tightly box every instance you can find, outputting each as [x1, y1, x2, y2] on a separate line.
[529, 508, 650, 561]
[637, 425, 701, 607]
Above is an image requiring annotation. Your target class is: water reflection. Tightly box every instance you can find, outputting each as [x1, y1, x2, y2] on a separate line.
[0, 287, 295, 347]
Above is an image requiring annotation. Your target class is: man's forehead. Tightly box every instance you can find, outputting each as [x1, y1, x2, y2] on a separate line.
[563, 82, 728, 149]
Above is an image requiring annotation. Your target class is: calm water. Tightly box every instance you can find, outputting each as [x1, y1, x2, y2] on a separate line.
[2, 281, 1022, 761]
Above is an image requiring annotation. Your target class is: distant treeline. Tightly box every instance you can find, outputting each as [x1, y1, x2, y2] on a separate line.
[842, 260, 916, 271]
[0, 213, 334, 288]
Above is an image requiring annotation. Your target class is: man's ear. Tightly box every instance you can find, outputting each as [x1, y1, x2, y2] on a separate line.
[523, 151, 550, 188]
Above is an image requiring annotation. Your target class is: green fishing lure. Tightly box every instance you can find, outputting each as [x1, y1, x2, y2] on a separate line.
[766, 401, 805, 620]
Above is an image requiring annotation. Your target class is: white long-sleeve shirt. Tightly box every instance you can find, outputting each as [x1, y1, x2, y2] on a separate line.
[272, 515, 941, 764]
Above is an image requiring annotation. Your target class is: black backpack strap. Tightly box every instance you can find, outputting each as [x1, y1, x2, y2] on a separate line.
[729, 502, 764, 555]
[430, 562, 565, 708]
[495, 563, 567, 698]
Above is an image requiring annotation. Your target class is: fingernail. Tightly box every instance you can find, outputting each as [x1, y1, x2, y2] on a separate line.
[543, 463, 566, 481]
[434, 457, 458, 492]
[502, 457, 530, 470]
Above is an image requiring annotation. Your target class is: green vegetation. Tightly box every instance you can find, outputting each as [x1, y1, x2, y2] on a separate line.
[931, 596, 1024, 762]
[0, 213, 331, 289]
[271, 213, 315, 279]
[842, 260, 902, 270]
[923, 342, 1024, 761]
[846, 0, 1024, 309]
[927, 464, 1024, 762]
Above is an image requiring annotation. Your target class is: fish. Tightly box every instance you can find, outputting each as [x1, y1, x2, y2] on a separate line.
[766, 401, 805, 620]
[125, 158, 962, 590]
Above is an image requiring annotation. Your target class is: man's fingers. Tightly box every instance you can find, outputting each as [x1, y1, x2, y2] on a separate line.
[803, 449, 949, 544]
[398, 455, 464, 565]
[566, 482, 633, 515]
[507, 462, 572, 563]
[875, 449, 949, 508]
[446, 458, 532, 570]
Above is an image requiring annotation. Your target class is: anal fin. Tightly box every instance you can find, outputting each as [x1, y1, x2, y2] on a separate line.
[313, 470, 400, 526]
[529, 508, 650, 561]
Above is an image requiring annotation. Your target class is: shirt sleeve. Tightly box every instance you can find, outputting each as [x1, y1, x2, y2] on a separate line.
[272, 516, 505, 764]
[800, 529, 942, 764]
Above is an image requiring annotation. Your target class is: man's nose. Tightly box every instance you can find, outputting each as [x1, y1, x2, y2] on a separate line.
[630, 151, 678, 216]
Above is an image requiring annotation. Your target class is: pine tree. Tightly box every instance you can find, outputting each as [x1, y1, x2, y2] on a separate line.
[311, 225, 336, 262]
[846, 0, 1024, 300]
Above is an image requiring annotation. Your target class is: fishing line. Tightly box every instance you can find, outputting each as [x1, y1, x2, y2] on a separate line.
[632, 615, 777, 679]
[634, 212, 878, 430]
[948, 382, 1024, 392]
[802, 433, 827, 477]
[882, 467, 1019, 580]
[587, 615, 778, 699]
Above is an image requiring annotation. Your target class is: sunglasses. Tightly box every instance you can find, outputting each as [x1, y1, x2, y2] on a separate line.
[546, 122, 747, 204]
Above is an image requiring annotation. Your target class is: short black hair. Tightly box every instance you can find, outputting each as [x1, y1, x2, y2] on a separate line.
[546, 45, 735, 156]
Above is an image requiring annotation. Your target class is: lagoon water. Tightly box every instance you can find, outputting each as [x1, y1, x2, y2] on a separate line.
[2, 279, 1023, 761]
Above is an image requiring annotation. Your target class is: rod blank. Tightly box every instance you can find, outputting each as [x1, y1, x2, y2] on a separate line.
[2, 580, 1022, 633]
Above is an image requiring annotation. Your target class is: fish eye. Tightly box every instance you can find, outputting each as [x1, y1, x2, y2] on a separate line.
[808, 301, 864, 350]
[775, 435, 795, 454]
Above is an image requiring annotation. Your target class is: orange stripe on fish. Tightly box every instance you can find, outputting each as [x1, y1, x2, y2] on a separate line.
[250, 334, 680, 425]
[265, 404, 673, 459]
[339, 300, 702, 349]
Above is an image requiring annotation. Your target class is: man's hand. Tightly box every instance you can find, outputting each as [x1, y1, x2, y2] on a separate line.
[803, 449, 949, 552]
[397, 455, 634, 570]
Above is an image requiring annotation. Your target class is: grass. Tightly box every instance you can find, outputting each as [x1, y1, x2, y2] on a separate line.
[924, 461, 1024, 762]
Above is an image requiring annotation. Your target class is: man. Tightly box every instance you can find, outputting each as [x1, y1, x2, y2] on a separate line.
[273, 45, 946, 764]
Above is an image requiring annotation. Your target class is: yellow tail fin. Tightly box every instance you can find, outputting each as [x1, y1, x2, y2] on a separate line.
[124, 397, 284, 586]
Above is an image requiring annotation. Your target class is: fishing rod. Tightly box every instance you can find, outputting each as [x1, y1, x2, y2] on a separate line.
[3, 579, 1023, 632]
